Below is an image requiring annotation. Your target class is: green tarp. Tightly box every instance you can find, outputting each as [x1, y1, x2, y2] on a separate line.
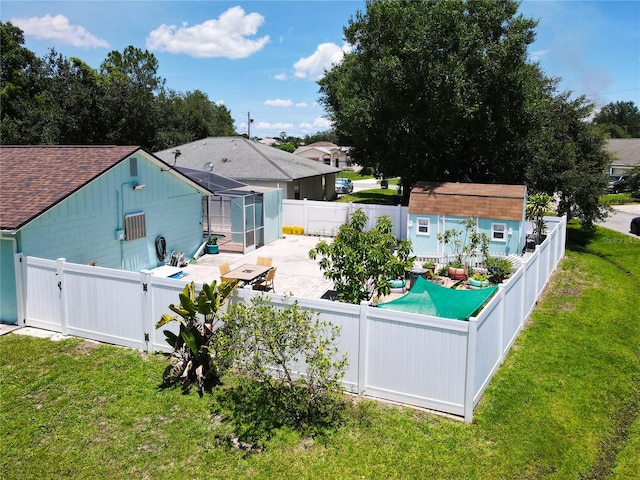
[377, 276, 498, 320]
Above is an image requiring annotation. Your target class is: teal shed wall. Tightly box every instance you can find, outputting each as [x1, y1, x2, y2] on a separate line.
[408, 214, 524, 257]
[0, 239, 18, 323]
[18, 153, 203, 270]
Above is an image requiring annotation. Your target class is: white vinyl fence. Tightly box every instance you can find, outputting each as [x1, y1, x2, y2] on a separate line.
[283, 198, 408, 239]
[16, 216, 565, 422]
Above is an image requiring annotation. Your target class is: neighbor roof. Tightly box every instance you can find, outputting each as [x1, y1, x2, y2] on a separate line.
[606, 139, 640, 167]
[1, 145, 141, 231]
[155, 137, 340, 182]
[408, 182, 527, 221]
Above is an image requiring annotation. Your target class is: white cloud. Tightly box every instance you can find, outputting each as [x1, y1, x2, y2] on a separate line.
[274, 72, 288, 81]
[294, 42, 352, 80]
[529, 49, 549, 62]
[295, 102, 308, 108]
[146, 6, 269, 59]
[11, 14, 109, 48]
[264, 99, 294, 107]
[300, 116, 332, 130]
[256, 121, 295, 130]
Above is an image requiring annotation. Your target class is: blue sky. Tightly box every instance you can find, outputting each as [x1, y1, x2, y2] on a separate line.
[2, 0, 639, 139]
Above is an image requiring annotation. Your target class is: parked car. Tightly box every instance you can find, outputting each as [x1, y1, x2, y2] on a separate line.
[335, 178, 353, 194]
[608, 174, 630, 193]
[631, 217, 640, 236]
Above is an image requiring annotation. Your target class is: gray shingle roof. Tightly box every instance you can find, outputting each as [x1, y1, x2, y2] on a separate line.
[607, 139, 640, 167]
[155, 137, 340, 182]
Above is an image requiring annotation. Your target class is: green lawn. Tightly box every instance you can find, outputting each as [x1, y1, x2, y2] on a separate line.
[1, 223, 639, 479]
[336, 188, 400, 205]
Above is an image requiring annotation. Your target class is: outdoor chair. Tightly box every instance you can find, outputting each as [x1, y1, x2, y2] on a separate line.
[257, 256, 272, 266]
[219, 262, 231, 282]
[253, 267, 276, 292]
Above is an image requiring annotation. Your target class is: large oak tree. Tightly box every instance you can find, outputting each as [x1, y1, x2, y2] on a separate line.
[319, 0, 610, 227]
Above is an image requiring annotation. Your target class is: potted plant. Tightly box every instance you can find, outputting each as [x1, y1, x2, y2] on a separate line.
[206, 236, 219, 254]
[469, 272, 490, 288]
[421, 261, 436, 276]
[447, 260, 466, 280]
[429, 274, 445, 285]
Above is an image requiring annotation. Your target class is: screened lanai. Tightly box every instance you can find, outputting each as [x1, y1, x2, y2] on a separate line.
[177, 167, 283, 254]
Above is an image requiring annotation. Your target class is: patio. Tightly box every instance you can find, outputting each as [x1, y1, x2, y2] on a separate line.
[182, 234, 334, 299]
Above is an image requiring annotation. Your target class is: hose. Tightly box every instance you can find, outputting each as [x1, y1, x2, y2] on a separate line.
[155, 236, 167, 262]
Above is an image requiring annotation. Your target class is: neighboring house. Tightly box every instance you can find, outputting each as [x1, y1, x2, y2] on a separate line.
[294, 141, 352, 169]
[407, 182, 528, 259]
[155, 136, 340, 200]
[606, 138, 640, 175]
[0, 145, 211, 325]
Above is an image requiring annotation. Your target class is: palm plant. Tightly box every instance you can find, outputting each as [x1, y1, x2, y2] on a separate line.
[526, 193, 553, 245]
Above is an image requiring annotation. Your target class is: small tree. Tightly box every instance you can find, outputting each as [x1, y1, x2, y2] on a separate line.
[308, 209, 415, 303]
[526, 192, 553, 245]
[220, 295, 348, 438]
[156, 279, 238, 395]
[437, 218, 490, 269]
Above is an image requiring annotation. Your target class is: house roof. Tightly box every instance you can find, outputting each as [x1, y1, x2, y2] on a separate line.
[0, 145, 209, 232]
[606, 139, 640, 167]
[408, 182, 527, 221]
[175, 167, 247, 194]
[1, 145, 142, 231]
[155, 136, 340, 182]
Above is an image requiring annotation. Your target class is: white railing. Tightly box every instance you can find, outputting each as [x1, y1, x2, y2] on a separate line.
[16, 216, 566, 422]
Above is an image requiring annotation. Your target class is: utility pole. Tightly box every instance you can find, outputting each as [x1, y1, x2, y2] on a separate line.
[247, 112, 254, 138]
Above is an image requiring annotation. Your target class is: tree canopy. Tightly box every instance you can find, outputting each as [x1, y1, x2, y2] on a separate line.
[0, 21, 236, 149]
[319, 0, 611, 228]
[592, 101, 640, 138]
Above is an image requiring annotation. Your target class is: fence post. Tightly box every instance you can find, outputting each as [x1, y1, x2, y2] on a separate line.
[464, 318, 478, 423]
[56, 258, 68, 336]
[140, 270, 153, 352]
[358, 300, 369, 395]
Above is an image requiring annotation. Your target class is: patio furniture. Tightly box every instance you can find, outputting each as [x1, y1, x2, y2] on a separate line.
[224, 264, 273, 286]
[257, 256, 272, 267]
[219, 262, 231, 282]
[253, 267, 277, 292]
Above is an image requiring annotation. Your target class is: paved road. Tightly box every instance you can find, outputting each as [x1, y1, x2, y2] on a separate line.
[352, 178, 400, 192]
[598, 204, 640, 237]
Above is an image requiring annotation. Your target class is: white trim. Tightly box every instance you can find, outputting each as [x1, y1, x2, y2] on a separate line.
[416, 217, 430, 236]
[491, 222, 507, 242]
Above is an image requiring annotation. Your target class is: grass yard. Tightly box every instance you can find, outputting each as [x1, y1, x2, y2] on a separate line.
[1, 222, 639, 479]
[336, 188, 401, 205]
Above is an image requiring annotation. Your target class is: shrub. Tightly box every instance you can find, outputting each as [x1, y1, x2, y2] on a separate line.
[485, 257, 513, 283]
[155, 279, 238, 395]
[219, 295, 348, 441]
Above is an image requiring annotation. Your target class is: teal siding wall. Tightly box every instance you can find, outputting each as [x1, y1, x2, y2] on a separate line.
[408, 214, 523, 257]
[0, 239, 18, 323]
[19, 154, 203, 270]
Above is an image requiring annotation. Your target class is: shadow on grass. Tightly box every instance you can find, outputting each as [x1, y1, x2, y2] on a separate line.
[338, 190, 401, 205]
[211, 375, 346, 450]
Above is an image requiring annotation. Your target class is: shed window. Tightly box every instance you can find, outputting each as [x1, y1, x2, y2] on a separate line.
[416, 217, 430, 236]
[491, 223, 507, 242]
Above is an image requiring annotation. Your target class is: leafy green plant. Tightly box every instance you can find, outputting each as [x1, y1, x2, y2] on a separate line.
[309, 209, 415, 303]
[471, 272, 490, 282]
[526, 192, 553, 245]
[208, 236, 218, 245]
[155, 279, 238, 395]
[437, 218, 490, 269]
[485, 257, 513, 283]
[421, 261, 436, 269]
[219, 295, 348, 442]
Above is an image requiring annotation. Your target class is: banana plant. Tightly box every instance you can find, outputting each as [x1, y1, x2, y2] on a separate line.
[156, 279, 238, 395]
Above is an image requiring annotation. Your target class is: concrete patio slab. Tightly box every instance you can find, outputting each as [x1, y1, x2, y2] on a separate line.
[182, 234, 335, 299]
